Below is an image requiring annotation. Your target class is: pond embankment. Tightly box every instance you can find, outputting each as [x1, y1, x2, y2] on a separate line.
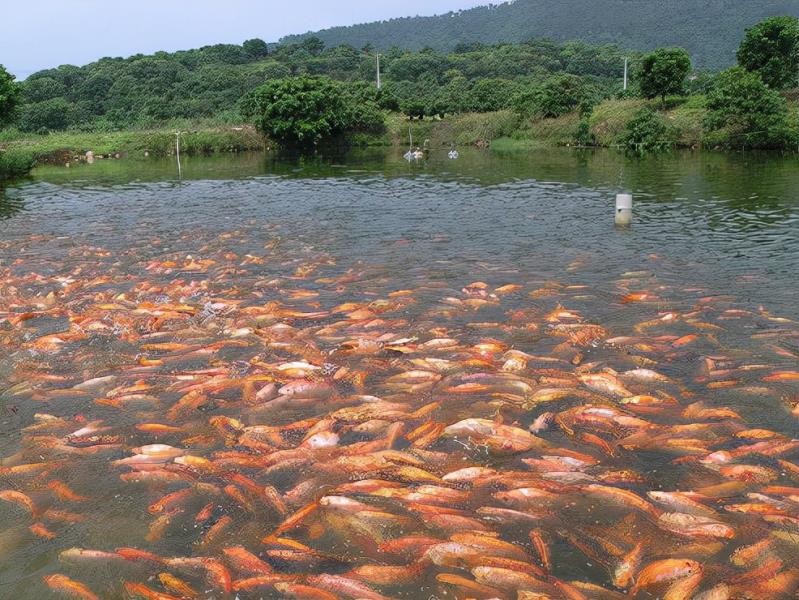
[0, 125, 266, 179]
[2, 96, 797, 181]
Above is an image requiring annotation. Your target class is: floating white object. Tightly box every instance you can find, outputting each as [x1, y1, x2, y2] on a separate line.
[615, 193, 633, 226]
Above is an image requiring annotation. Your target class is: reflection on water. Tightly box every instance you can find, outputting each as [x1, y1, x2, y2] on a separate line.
[15, 147, 799, 318]
[0, 148, 798, 599]
[0, 185, 26, 220]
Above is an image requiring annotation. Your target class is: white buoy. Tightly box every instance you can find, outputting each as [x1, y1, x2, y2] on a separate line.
[615, 193, 633, 226]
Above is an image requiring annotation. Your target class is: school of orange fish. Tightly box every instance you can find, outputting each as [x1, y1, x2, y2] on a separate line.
[1, 228, 798, 600]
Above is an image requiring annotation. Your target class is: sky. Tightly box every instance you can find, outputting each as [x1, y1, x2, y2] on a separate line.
[1, 0, 490, 79]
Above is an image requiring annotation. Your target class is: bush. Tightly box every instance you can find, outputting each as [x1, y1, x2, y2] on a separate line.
[704, 67, 797, 149]
[0, 148, 35, 180]
[243, 76, 385, 147]
[511, 84, 542, 117]
[618, 108, 674, 152]
[517, 75, 596, 118]
[575, 118, 596, 146]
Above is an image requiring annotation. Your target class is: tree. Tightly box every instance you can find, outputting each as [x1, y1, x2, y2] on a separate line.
[465, 78, 517, 112]
[22, 76, 66, 103]
[243, 76, 384, 146]
[18, 98, 74, 132]
[0, 65, 21, 126]
[301, 37, 326, 57]
[243, 38, 270, 59]
[704, 67, 797, 149]
[536, 74, 592, 118]
[737, 16, 799, 90]
[638, 48, 691, 103]
[387, 53, 448, 82]
[400, 97, 427, 120]
[429, 75, 470, 117]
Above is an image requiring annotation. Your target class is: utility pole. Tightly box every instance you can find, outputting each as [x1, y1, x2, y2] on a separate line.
[623, 57, 629, 91]
[376, 53, 382, 90]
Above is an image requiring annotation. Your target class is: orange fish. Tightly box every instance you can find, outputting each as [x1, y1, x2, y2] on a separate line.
[0, 489, 36, 514]
[223, 546, 273, 575]
[157, 573, 197, 598]
[123, 581, 180, 600]
[30, 522, 57, 539]
[631, 559, 703, 595]
[43, 574, 100, 600]
[763, 371, 799, 382]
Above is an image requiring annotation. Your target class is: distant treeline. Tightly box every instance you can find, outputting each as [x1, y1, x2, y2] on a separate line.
[10, 38, 639, 132]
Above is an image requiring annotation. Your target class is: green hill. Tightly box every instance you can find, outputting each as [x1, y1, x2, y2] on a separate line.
[281, 0, 799, 70]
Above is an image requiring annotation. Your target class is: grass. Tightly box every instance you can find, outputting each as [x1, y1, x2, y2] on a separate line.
[2, 96, 796, 178]
[376, 110, 521, 148]
[377, 100, 707, 153]
[0, 124, 266, 167]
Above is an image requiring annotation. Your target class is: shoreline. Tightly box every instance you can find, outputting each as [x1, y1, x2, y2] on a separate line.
[2, 97, 798, 180]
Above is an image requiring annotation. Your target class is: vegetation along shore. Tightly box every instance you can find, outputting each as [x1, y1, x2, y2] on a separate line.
[2, 15, 798, 181]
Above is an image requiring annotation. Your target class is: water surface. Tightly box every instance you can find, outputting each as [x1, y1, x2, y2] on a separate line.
[1, 148, 798, 599]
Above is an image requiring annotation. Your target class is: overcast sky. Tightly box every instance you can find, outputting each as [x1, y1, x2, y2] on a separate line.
[1, 0, 489, 79]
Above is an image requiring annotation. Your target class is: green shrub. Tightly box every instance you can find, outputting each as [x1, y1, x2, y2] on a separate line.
[515, 75, 598, 119]
[0, 148, 35, 179]
[618, 108, 674, 152]
[575, 118, 596, 146]
[704, 67, 798, 149]
[243, 76, 385, 146]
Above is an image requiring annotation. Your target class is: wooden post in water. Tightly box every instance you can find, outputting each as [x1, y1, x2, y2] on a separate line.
[175, 130, 182, 179]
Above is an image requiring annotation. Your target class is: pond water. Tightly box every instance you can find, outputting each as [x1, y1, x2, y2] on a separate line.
[1, 148, 798, 599]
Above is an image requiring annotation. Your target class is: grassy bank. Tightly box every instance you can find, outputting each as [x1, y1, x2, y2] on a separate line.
[382, 95, 796, 152]
[3, 97, 797, 181]
[0, 125, 266, 178]
[353, 99, 709, 152]
[377, 111, 522, 148]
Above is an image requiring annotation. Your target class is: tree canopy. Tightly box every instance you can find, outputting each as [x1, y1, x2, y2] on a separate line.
[737, 16, 799, 89]
[638, 48, 692, 103]
[0, 64, 21, 126]
[241, 76, 384, 146]
[5, 38, 638, 131]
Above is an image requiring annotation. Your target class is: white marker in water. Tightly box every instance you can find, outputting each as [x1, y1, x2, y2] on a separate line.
[615, 193, 633, 226]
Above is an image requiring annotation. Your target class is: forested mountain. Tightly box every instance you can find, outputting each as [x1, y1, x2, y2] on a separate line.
[281, 0, 799, 70]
